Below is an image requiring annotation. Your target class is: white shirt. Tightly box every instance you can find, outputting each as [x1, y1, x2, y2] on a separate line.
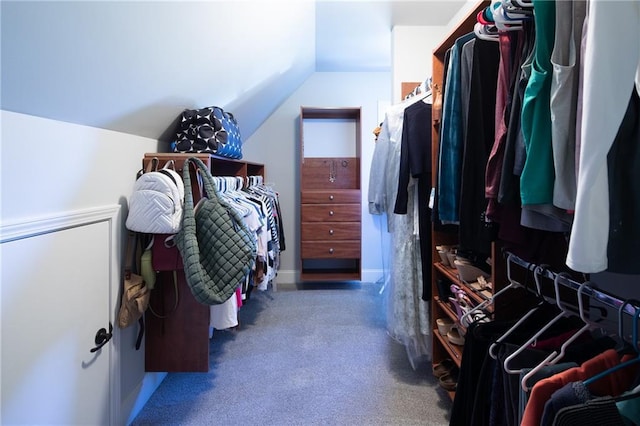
[567, 0, 640, 273]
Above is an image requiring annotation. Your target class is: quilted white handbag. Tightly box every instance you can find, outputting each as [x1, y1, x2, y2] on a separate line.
[126, 159, 184, 234]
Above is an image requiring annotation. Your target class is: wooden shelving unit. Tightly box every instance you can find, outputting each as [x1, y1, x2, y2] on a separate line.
[299, 107, 362, 281]
[141, 152, 265, 372]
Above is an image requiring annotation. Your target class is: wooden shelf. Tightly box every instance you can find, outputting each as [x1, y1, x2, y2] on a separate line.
[433, 330, 464, 365]
[434, 296, 457, 321]
[434, 262, 493, 309]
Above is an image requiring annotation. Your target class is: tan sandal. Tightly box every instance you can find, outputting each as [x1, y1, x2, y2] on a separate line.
[432, 358, 456, 377]
[439, 373, 457, 391]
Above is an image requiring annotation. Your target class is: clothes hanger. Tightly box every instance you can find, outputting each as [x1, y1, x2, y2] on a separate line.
[520, 281, 598, 391]
[477, 9, 493, 26]
[492, 3, 524, 32]
[488, 262, 547, 359]
[502, 1, 533, 20]
[512, 0, 534, 8]
[474, 22, 500, 42]
[503, 272, 579, 375]
[460, 253, 520, 327]
[582, 300, 640, 387]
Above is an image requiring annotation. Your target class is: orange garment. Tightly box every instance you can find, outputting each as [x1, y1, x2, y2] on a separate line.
[373, 125, 382, 141]
[521, 349, 639, 426]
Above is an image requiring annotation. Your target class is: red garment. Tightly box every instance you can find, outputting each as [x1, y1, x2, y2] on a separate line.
[528, 328, 591, 351]
[236, 287, 243, 309]
[521, 349, 639, 426]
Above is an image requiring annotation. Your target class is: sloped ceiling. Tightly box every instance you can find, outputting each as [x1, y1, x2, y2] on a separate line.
[1, 1, 466, 142]
[316, 0, 466, 71]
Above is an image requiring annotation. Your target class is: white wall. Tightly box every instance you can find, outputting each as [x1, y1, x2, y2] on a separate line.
[1, 1, 315, 142]
[391, 25, 449, 103]
[0, 111, 164, 425]
[243, 71, 391, 284]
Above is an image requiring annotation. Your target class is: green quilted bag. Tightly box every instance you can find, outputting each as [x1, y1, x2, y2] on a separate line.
[174, 157, 256, 305]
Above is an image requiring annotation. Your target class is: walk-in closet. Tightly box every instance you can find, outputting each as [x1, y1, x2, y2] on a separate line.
[2, 0, 639, 425]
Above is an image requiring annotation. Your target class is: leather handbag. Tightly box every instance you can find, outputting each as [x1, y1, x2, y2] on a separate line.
[173, 106, 243, 159]
[174, 157, 256, 305]
[151, 234, 183, 271]
[117, 232, 151, 350]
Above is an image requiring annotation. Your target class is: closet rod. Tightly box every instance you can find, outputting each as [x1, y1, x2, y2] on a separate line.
[504, 251, 638, 317]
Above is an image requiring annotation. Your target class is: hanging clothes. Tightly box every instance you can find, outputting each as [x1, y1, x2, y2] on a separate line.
[566, 0, 640, 273]
[549, 0, 586, 211]
[458, 37, 500, 259]
[393, 100, 433, 300]
[438, 32, 476, 224]
[368, 93, 431, 369]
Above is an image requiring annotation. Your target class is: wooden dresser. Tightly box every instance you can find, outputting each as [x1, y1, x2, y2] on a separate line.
[299, 107, 362, 281]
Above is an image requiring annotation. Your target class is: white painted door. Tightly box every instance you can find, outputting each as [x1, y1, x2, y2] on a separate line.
[1, 208, 119, 425]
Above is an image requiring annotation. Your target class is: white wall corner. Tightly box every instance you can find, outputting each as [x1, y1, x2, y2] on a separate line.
[123, 372, 168, 425]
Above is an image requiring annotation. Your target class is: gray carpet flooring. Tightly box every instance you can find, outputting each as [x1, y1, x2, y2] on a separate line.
[131, 283, 452, 425]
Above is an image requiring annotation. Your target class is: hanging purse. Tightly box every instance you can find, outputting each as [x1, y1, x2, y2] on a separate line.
[125, 158, 184, 234]
[174, 157, 256, 305]
[151, 234, 183, 271]
[117, 232, 151, 350]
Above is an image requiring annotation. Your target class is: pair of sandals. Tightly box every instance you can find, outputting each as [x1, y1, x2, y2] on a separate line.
[433, 359, 458, 391]
[448, 284, 472, 320]
[449, 284, 490, 328]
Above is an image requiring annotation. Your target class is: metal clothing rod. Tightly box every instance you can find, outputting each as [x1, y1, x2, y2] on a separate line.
[504, 251, 638, 317]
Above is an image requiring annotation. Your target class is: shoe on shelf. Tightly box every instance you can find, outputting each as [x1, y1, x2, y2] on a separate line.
[446, 251, 458, 268]
[448, 295, 472, 323]
[432, 358, 457, 378]
[454, 259, 491, 283]
[461, 311, 489, 328]
[438, 250, 450, 266]
[439, 373, 458, 392]
[436, 279, 454, 300]
[436, 317, 454, 336]
[447, 325, 465, 346]
[436, 245, 456, 267]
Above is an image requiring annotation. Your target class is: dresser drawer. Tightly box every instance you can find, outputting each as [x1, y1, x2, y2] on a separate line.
[301, 204, 360, 222]
[301, 157, 359, 189]
[301, 222, 360, 241]
[301, 190, 360, 204]
[301, 241, 360, 259]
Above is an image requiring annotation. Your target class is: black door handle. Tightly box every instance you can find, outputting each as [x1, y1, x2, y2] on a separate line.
[90, 322, 113, 353]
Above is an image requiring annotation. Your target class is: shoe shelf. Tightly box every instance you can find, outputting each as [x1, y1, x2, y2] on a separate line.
[434, 295, 459, 320]
[431, 241, 504, 403]
[434, 262, 494, 315]
[433, 327, 463, 363]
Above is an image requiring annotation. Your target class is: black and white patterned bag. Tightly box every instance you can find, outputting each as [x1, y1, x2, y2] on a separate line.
[173, 106, 243, 159]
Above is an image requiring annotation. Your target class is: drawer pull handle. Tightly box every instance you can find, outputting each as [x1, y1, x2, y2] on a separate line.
[329, 210, 334, 216]
[329, 229, 334, 235]
[329, 248, 334, 254]
[329, 195, 334, 200]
